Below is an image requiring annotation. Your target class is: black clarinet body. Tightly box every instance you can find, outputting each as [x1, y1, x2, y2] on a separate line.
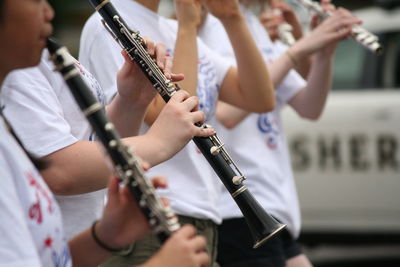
[88, 0, 285, 248]
[47, 38, 180, 243]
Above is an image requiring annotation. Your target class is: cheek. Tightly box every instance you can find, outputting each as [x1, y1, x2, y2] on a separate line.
[18, 20, 43, 54]
[6, 33, 43, 68]
[0, 5, 45, 68]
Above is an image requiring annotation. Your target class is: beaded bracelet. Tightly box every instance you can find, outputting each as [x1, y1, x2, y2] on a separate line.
[91, 220, 125, 253]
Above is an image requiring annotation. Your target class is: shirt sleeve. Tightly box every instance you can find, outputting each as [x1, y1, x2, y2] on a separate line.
[275, 69, 306, 108]
[0, 157, 42, 267]
[198, 39, 232, 88]
[1, 60, 77, 158]
[79, 14, 123, 103]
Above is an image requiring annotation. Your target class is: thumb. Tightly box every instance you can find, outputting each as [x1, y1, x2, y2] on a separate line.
[107, 177, 121, 204]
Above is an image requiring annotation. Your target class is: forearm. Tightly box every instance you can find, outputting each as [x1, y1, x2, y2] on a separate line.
[295, 55, 312, 79]
[123, 134, 169, 167]
[173, 23, 198, 96]
[216, 101, 250, 129]
[289, 52, 333, 119]
[221, 15, 274, 111]
[41, 136, 168, 195]
[68, 227, 111, 267]
[269, 51, 296, 86]
[41, 141, 111, 195]
[270, 43, 310, 84]
[144, 95, 165, 125]
[106, 93, 147, 137]
[143, 23, 199, 126]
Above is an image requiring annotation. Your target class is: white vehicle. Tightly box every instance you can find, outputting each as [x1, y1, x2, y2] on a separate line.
[282, 5, 400, 265]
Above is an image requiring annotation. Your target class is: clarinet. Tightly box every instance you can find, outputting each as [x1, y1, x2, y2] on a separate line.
[293, 0, 383, 55]
[259, 0, 296, 47]
[88, 0, 286, 248]
[278, 22, 296, 46]
[273, 9, 296, 46]
[46, 37, 180, 243]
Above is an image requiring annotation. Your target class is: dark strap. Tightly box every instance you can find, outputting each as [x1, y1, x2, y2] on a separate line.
[0, 106, 48, 170]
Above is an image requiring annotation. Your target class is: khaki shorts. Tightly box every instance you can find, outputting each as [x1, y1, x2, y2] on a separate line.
[100, 215, 220, 267]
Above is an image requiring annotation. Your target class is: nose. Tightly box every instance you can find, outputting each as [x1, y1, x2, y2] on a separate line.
[44, 0, 55, 22]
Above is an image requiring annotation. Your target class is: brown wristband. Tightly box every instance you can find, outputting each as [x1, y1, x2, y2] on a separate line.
[91, 220, 125, 253]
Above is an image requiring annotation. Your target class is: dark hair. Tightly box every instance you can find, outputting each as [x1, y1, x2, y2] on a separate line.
[0, 0, 3, 21]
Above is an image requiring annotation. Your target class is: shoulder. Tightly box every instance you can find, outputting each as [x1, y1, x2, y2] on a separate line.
[2, 53, 60, 97]
[80, 13, 106, 52]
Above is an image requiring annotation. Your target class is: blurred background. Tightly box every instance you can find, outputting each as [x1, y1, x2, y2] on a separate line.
[50, 0, 400, 266]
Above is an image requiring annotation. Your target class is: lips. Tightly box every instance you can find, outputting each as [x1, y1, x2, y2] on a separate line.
[41, 24, 54, 41]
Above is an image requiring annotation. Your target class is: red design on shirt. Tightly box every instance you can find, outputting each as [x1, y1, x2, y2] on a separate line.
[29, 192, 43, 224]
[74, 61, 85, 75]
[25, 172, 54, 213]
[44, 236, 53, 248]
[195, 147, 202, 154]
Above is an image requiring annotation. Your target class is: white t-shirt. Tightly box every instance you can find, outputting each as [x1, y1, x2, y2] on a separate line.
[199, 7, 306, 237]
[0, 117, 71, 267]
[80, 0, 231, 223]
[0, 50, 107, 239]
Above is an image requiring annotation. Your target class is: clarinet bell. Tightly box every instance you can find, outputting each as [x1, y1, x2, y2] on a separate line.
[234, 189, 286, 248]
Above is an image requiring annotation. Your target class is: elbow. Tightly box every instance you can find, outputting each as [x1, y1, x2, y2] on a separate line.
[298, 110, 322, 121]
[309, 113, 322, 120]
[266, 97, 276, 112]
[216, 113, 240, 129]
[252, 97, 276, 113]
[219, 118, 239, 129]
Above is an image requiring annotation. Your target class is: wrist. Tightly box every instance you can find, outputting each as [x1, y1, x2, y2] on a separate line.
[177, 23, 198, 36]
[314, 50, 334, 63]
[219, 11, 244, 26]
[289, 42, 308, 61]
[141, 132, 169, 166]
[113, 93, 149, 112]
[92, 220, 126, 252]
[286, 45, 306, 68]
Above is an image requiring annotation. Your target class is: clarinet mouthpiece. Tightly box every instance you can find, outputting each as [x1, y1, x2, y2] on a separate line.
[46, 37, 62, 54]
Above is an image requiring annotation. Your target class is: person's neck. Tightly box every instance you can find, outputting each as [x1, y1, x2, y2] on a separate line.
[134, 0, 159, 12]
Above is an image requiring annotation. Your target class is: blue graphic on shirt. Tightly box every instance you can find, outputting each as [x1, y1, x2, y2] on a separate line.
[257, 113, 280, 150]
[260, 46, 276, 64]
[165, 48, 219, 121]
[261, 47, 274, 56]
[73, 61, 107, 142]
[74, 62, 106, 107]
[197, 54, 219, 120]
[51, 237, 71, 267]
